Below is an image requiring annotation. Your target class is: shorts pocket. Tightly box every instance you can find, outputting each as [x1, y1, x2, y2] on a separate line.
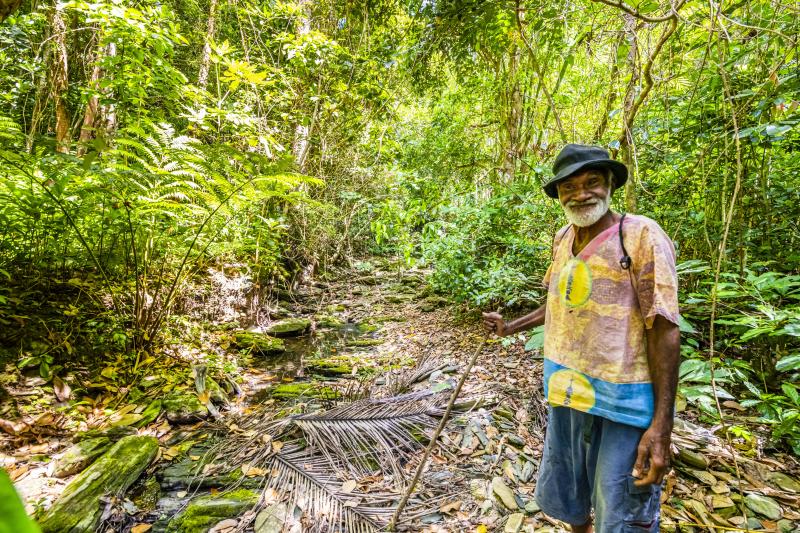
[623, 476, 659, 532]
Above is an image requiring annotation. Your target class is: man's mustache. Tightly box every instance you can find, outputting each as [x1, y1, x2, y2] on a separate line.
[567, 200, 599, 207]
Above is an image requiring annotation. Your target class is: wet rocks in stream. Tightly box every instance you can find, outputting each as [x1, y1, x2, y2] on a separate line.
[163, 392, 209, 424]
[232, 331, 286, 355]
[264, 318, 311, 338]
[165, 489, 259, 532]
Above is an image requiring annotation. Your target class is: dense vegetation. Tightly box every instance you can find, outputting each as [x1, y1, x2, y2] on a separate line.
[1, 0, 799, 459]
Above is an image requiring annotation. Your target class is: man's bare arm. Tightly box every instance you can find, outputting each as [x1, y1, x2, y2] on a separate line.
[482, 303, 547, 337]
[633, 314, 681, 486]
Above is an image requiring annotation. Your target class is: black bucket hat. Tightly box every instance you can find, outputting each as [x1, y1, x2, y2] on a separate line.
[543, 144, 628, 199]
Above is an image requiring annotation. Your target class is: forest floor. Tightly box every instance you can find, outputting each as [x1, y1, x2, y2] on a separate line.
[2, 262, 800, 532]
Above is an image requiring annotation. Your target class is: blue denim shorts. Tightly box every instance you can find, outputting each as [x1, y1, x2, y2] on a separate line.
[533, 407, 661, 532]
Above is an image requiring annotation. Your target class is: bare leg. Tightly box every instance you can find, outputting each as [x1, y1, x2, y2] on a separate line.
[571, 521, 593, 533]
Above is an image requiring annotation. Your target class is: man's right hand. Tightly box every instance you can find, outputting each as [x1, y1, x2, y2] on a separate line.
[482, 312, 508, 337]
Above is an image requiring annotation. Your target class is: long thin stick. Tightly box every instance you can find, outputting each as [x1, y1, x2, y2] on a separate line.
[388, 336, 488, 530]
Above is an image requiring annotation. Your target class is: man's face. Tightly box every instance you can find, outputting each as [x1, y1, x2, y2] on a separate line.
[556, 168, 612, 227]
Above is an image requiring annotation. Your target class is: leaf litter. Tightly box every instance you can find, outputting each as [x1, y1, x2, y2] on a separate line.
[1, 266, 799, 532]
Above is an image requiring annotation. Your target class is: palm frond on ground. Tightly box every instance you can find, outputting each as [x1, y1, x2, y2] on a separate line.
[262, 447, 395, 532]
[290, 394, 443, 480]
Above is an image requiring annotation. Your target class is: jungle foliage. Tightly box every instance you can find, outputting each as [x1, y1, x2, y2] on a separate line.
[0, 0, 799, 452]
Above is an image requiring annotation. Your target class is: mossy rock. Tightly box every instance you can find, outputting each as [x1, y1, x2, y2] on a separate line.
[73, 425, 137, 443]
[371, 315, 406, 323]
[158, 460, 244, 490]
[233, 331, 286, 355]
[163, 392, 208, 424]
[420, 295, 449, 312]
[386, 293, 415, 304]
[346, 339, 384, 347]
[265, 318, 311, 338]
[314, 314, 344, 328]
[38, 435, 159, 533]
[305, 359, 353, 376]
[356, 322, 379, 333]
[270, 382, 339, 400]
[166, 489, 259, 532]
[53, 437, 111, 478]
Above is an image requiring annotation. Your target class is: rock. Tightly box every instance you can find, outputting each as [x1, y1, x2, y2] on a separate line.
[470, 479, 488, 501]
[158, 459, 245, 490]
[73, 425, 136, 443]
[314, 314, 344, 328]
[492, 476, 519, 510]
[254, 502, 290, 533]
[233, 331, 286, 355]
[52, 437, 110, 478]
[711, 495, 735, 509]
[767, 472, 800, 493]
[38, 435, 158, 533]
[505, 513, 525, 532]
[204, 376, 229, 405]
[166, 489, 259, 532]
[744, 493, 783, 520]
[420, 295, 449, 312]
[346, 338, 384, 347]
[356, 322, 379, 333]
[265, 318, 311, 338]
[519, 461, 535, 483]
[270, 383, 339, 401]
[386, 294, 414, 304]
[305, 359, 353, 376]
[524, 500, 540, 514]
[677, 448, 709, 469]
[163, 392, 209, 424]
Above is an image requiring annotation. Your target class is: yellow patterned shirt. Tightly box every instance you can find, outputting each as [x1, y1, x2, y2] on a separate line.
[542, 214, 679, 428]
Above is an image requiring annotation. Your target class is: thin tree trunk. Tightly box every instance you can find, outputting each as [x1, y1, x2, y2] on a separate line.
[292, 0, 311, 172]
[620, 15, 639, 212]
[594, 31, 625, 141]
[77, 36, 117, 155]
[197, 0, 219, 90]
[27, 24, 52, 152]
[51, 2, 71, 153]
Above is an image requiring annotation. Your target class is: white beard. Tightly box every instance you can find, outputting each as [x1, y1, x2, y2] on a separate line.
[562, 189, 611, 227]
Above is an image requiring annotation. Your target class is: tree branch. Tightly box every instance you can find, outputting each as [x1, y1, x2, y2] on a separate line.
[589, 0, 686, 23]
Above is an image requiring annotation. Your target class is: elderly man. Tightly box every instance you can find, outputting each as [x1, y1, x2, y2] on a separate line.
[483, 144, 680, 532]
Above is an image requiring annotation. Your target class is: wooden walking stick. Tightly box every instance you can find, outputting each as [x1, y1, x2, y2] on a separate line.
[387, 335, 488, 531]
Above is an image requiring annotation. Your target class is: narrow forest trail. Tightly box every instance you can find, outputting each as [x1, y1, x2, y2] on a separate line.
[4, 263, 800, 532]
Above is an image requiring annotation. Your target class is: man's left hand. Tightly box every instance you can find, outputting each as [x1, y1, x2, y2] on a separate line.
[632, 425, 671, 486]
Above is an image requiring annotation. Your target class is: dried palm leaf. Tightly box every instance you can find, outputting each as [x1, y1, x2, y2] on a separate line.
[264, 447, 395, 532]
[291, 395, 442, 480]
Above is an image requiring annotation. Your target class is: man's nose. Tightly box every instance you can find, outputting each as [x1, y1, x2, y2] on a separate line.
[573, 189, 593, 202]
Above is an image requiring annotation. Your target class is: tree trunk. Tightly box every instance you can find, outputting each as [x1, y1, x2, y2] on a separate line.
[51, 2, 71, 153]
[620, 15, 639, 212]
[499, 45, 523, 182]
[77, 37, 116, 156]
[197, 0, 219, 90]
[292, 0, 311, 172]
[27, 23, 52, 153]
